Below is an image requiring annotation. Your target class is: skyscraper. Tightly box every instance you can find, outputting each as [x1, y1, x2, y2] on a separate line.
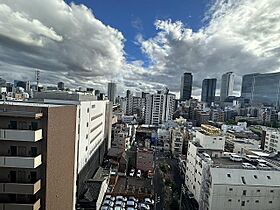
[107, 82, 116, 104]
[180, 72, 193, 101]
[201, 78, 217, 105]
[220, 72, 235, 101]
[241, 72, 280, 106]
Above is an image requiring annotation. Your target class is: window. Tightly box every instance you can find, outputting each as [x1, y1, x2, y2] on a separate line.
[229, 188, 233, 191]
[269, 201, 272, 204]
[92, 104, 95, 109]
[228, 199, 232, 202]
[241, 176, 246, 184]
[267, 176, 271, 179]
[257, 189, 260, 192]
[243, 190, 247, 196]
[87, 108, 89, 113]
[241, 201, 245, 206]
[86, 122, 89, 127]
[227, 174, 231, 178]
[255, 200, 259, 203]
[270, 190, 274, 193]
[254, 175, 258, 179]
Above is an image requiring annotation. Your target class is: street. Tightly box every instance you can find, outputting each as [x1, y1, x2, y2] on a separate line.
[153, 148, 198, 210]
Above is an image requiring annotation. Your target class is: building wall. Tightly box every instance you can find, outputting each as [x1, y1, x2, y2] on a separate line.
[77, 101, 107, 173]
[264, 130, 280, 152]
[196, 131, 225, 150]
[45, 106, 77, 210]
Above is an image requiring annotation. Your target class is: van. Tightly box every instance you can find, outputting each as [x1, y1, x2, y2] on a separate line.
[230, 154, 242, 162]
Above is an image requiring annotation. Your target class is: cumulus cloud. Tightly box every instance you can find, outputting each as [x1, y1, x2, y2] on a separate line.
[133, 0, 280, 97]
[0, 0, 125, 91]
[0, 0, 279, 97]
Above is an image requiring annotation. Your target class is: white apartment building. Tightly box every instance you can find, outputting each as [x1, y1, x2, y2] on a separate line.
[264, 128, 280, 153]
[144, 91, 175, 125]
[185, 124, 280, 210]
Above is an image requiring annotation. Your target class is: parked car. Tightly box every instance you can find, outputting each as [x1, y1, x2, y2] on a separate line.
[102, 200, 114, 207]
[129, 168, 135, 177]
[115, 196, 127, 202]
[136, 169, 141, 178]
[113, 207, 125, 210]
[147, 170, 153, 178]
[100, 206, 113, 210]
[115, 200, 125, 208]
[126, 200, 138, 208]
[104, 195, 115, 202]
[258, 163, 270, 169]
[139, 203, 150, 210]
[128, 196, 138, 203]
[242, 162, 256, 169]
[144, 198, 154, 206]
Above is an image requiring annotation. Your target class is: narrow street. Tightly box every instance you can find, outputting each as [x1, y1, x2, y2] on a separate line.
[153, 149, 198, 210]
[153, 148, 165, 210]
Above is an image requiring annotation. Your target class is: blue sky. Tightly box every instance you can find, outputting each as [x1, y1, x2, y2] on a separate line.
[67, 0, 211, 64]
[1, 0, 279, 97]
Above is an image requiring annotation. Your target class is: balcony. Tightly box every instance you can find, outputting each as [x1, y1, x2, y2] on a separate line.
[0, 180, 41, 195]
[0, 155, 42, 168]
[0, 129, 43, 142]
[0, 199, 40, 210]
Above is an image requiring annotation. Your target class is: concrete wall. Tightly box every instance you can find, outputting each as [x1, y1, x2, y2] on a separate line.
[45, 106, 77, 210]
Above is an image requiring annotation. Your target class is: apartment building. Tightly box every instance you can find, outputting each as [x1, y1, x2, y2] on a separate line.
[263, 128, 280, 153]
[144, 91, 175, 125]
[185, 124, 280, 210]
[0, 102, 77, 210]
[171, 128, 184, 157]
[32, 91, 113, 205]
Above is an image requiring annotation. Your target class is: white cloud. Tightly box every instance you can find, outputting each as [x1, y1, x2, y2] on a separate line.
[134, 0, 280, 97]
[0, 0, 279, 97]
[0, 0, 125, 92]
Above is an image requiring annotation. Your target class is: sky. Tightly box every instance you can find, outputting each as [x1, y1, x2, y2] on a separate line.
[0, 0, 279, 98]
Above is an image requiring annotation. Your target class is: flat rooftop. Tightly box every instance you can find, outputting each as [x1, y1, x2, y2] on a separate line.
[0, 101, 64, 108]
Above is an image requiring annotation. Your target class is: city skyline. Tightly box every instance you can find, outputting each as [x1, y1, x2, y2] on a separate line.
[0, 0, 280, 98]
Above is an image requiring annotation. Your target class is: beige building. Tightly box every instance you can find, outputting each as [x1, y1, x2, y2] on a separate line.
[0, 102, 77, 210]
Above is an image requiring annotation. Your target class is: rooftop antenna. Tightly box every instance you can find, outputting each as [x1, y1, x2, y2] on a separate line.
[35, 70, 40, 91]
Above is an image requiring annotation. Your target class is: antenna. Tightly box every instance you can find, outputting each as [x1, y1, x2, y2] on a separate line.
[35, 70, 40, 91]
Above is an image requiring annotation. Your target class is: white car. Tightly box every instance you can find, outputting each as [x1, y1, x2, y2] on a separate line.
[113, 207, 125, 210]
[100, 206, 113, 210]
[139, 203, 150, 210]
[102, 200, 114, 207]
[115, 196, 127, 202]
[144, 198, 154, 206]
[128, 196, 138, 203]
[242, 163, 256, 169]
[126, 200, 137, 208]
[136, 169, 141, 178]
[105, 195, 115, 202]
[115, 200, 125, 208]
[129, 169, 135, 177]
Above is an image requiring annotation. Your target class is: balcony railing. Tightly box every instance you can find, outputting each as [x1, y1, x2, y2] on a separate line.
[0, 155, 42, 168]
[0, 129, 43, 142]
[0, 199, 40, 210]
[0, 180, 41, 195]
